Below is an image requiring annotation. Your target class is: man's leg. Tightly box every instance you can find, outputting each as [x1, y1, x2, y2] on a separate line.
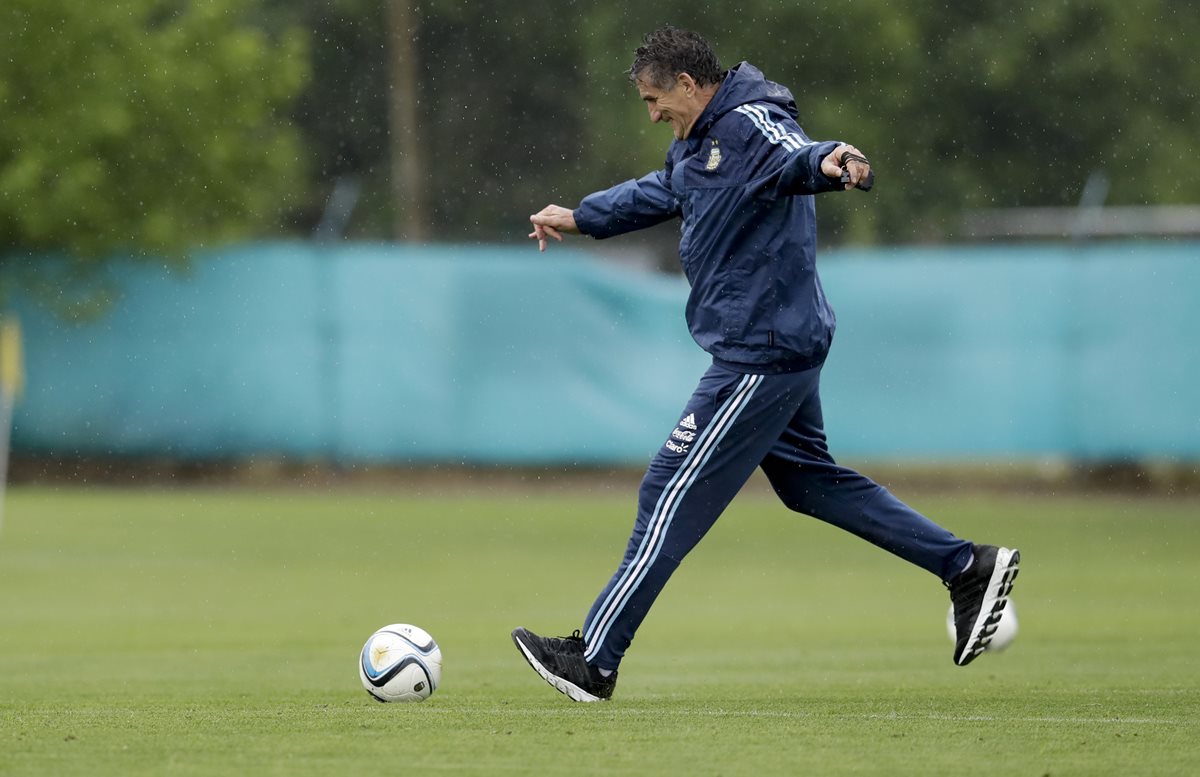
[515, 364, 809, 699]
[758, 370, 972, 581]
[758, 370, 1020, 666]
[580, 365, 810, 671]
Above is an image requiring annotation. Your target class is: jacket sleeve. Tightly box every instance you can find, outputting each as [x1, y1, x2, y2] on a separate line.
[573, 169, 681, 239]
[770, 139, 845, 197]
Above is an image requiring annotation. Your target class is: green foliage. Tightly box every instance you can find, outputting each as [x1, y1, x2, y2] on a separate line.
[0, 0, 309, 263]
[272, 0, 1200, 246]
[3, 0, 1196, 260]
[568, 0, 1200, 243]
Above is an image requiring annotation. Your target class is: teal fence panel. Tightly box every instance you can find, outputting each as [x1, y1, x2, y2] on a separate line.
[9, 244, 709, 463]
[7, 240, 1199, 463]
[819, 242, 1200, 458]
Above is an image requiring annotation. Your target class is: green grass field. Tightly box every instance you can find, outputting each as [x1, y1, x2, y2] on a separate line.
[1, 481, 1197, 775]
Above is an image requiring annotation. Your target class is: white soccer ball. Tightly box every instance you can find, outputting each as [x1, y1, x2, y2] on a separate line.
[359, 623, 443, 702]
[947, 599, 1019, 653]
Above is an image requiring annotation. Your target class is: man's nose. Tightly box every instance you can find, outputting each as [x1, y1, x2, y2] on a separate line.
[648, 106, 662, 123]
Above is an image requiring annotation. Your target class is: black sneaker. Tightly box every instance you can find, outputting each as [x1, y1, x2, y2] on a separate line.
[511, 628, 616, 702]
[947, 545, 1021, 666]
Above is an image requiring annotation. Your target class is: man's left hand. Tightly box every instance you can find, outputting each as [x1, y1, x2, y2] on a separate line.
[821, 145, 871, 190]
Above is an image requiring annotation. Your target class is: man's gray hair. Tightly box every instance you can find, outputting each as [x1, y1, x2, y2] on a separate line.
[628, 26, 724, 89]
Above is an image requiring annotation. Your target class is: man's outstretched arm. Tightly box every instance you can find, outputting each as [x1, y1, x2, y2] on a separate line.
[528, 169, 681, 251]
[772, 143, 874, 197]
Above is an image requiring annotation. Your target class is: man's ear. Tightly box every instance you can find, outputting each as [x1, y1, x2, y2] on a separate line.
[677, 72, 699, 96]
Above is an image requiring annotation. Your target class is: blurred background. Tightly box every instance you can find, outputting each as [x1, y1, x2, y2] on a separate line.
[1, 0, 1198, 488]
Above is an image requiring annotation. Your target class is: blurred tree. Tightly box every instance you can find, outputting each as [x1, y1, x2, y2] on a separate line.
[0, 0, 308, 269]
[572, 0, 1200, 245]
[276, 0, 588, 244]
[810, 0, 1200, 242]
[130, 0, 1200, 251]
[385, 0, 426, 241]
[265, 0, 391, 234]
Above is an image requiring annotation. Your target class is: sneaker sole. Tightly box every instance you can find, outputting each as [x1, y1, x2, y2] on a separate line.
[956, 547, 1021, 666]
[511, 630, 604, 703]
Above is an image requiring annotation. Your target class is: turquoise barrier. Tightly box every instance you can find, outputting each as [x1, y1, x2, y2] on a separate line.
[7, 240, 1199, 463]
[820, 243, 1199, 458]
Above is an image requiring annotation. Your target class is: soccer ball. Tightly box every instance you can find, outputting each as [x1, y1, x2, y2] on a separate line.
[359, 623, 443, 702]
[946, 599, 1019, 653]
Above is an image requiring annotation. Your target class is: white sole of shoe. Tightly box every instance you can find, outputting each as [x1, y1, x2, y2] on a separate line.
[513, 634, 603, 703]
[957, 547, 1021, 666]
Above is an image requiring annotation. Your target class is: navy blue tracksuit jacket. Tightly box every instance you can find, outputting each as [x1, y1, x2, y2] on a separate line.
[575, 61, 844, 374]
[571, 63, 973, 671]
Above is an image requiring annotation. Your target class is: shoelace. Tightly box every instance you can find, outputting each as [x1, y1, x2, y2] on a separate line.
[545, 630, 585, 653]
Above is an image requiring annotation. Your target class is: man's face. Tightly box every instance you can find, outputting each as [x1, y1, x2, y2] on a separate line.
[636, 76, 699, 140]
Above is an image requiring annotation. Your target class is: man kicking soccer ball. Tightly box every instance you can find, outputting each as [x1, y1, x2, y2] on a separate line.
[512, 26, 1020, 702]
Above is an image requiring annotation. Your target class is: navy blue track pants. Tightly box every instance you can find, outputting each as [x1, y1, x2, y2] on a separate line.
[581, 362, 973, 670]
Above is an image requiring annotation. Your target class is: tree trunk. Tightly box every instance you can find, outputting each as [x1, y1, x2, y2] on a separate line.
[385, 0, 425, 241]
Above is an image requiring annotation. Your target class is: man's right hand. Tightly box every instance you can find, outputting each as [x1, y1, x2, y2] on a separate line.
[528, 205, 580, 252]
